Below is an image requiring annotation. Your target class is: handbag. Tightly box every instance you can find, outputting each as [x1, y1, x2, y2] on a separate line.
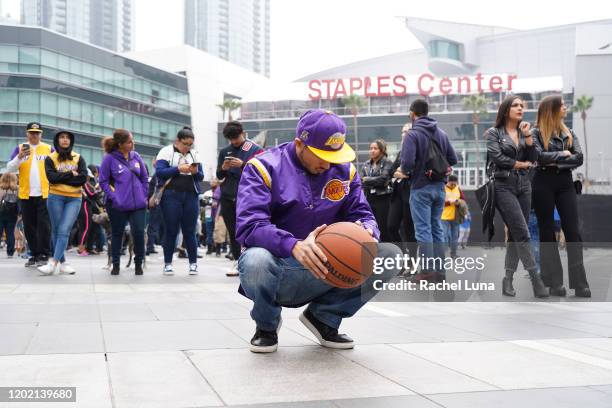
[148, 177, 173, 208]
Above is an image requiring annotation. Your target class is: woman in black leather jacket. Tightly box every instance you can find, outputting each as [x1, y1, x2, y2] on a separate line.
[485, 95, 549, 298]
[361, 139, 394, 242]
[532, 95, 590, 297]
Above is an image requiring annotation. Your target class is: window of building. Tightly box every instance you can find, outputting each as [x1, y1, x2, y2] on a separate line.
[428, 40, 462, 61]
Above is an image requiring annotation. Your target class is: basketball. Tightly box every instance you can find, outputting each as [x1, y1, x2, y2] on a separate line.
[315, 222, 378, 288]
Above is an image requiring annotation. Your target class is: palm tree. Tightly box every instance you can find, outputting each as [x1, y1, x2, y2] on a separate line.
[572, 95, 594, 188]
[216, 99, 242, 121]
[342, 94, 365, 164]
[462, 94, 489, 186]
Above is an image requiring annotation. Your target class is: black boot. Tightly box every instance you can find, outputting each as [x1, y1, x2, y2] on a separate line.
[206, 244, 213, 255]
[215, 244, 221, 257]
[529, 270, 549, 298]
[502, 270, 516, 297]
[549, 286, 567, 297]
[135, 262, 143, 275]
[111, 264, 120, 275]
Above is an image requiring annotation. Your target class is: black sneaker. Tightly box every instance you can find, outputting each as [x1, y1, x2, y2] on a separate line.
[299, 309, 354, 349]
[575, 287, 591, 298]
[134, 263, 143, 276]
[111, 264, 120, 275]
[250, 328, 278, 353]
[36, 255, 49, 266]
[250, 317, 282, 353]
[25, 257, 37, 267]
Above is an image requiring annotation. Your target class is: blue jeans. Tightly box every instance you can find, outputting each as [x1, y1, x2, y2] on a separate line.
[443, 220, 459, 256]
[0, 215, 17, 256]
[160, 190, 199, 264]
[409, 183, 446, 274]
[238, 243, 401, 332]
[528, 209, 541, 273]
[46, 194, 82, 263]
[205, 218, 214, 247]
[107, 201, 146, 266]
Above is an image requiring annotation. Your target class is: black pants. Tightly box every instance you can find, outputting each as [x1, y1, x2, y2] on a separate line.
[366, 194, 391, 242]
[20, 197, 51, 259]
[387, 188, 417, 255]
[146, 205, 164, 252]
[494, 174, 537, 273]
[107, 201, 146, 266]
[220, 197, 241, 260]
[533, 169, 588, 289]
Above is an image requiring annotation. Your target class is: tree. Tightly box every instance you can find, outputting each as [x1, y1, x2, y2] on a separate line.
[342, 94, 366, 165]
[462, 94, 489, 186]
[572, 95, 594, 188]
[216, 99, 242, 121]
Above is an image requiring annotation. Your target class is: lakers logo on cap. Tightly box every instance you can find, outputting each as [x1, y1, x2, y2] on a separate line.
[321, 179, 350, 202]
[324, 132, 345, 150]
[31, 123, 39, 129]
[299, 130, 309, 141]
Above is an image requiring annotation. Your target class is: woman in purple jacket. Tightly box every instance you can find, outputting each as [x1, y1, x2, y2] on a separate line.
[99, 129, 149, 275]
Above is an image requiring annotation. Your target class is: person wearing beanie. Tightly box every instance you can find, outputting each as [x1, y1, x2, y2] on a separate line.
[38, 130, 88, 275]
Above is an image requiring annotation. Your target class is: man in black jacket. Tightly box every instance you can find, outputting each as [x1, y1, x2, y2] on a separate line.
[216, 121, 263, 275]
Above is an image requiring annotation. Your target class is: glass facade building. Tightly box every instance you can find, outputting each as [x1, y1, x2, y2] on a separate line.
[0, 25, 191, 167]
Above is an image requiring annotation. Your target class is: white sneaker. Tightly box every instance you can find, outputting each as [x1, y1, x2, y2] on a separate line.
[59, 263, 76, 275]
[37, 262, 57, 275]
[226, 261, 239, 277]
[163, 264, 174, 276]
[189, 263, 198, 275]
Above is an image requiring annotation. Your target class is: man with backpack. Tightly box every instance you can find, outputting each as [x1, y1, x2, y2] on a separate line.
[401, 99, 457, 282]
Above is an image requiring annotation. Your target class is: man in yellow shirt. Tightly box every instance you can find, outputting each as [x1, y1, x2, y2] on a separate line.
[6, 122, 53, 267]
[441, 174, 462, 258]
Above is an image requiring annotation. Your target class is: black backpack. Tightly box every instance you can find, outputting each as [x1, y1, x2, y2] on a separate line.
[0, 190, 18, 216]
[425, 130, 450, 181]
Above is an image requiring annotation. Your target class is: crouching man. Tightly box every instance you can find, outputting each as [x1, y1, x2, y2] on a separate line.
[236, 109, 401, 353]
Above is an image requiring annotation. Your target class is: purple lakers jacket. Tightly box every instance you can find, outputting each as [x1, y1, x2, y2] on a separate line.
[236, 141, 379, 259]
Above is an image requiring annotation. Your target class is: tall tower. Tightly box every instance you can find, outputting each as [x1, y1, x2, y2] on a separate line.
[184, 0, 270, 77]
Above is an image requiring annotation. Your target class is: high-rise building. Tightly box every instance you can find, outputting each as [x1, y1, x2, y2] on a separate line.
[184, 0, 270, 77]
[20, 0, 132, 52]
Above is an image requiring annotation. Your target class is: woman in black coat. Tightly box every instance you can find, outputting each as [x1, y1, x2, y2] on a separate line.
[361, 139, 394, 242]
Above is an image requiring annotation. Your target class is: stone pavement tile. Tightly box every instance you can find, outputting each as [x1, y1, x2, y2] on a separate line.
[333, 394, 442, 408]
[229, 402, 336, 408]
[102, 320, 247, 352]
[107, 351, 222, 408]
[93, 284, 135, 293]
[0, 293, 53, 304]
[187, 347, 412, 405]
[95, 291, 188, 304]
[395, 341, 612, 389]
[13, 284, 94, 293]
[217, 318, 318, 347]
[48, 293, 98, 304]
[420, 313, 596, 340]
[428, 386, 612, 408]
[590, 385, 612, 394]
[0, 304, 100, 323]
[383, 316, 493, 342]
[554, 312, 612, 328]
[98, 304, 158, 322]
[507, 313, 612, 337]
[0, 323, 37, 355]
[521, 338, 612, 361]
[26, 323, 104, 355]
[341, 344, 497, 394]
[148, 301, 249, 320]
[0, 284, 17, 293]
[0, 353, 111, 408]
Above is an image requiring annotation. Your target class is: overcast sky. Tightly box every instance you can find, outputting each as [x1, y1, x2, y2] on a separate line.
[3, 0, 611, 81]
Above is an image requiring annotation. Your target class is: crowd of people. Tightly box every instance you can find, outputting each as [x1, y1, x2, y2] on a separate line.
[0, 94, 589, 302]
[0, 122, 250, 277]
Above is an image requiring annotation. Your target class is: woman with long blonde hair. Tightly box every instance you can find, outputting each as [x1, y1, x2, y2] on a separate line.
[532, 95, 589, 297]
[0, 173, 19, 258]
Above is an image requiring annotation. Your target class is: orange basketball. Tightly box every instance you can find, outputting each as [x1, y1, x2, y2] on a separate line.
[315, 222, 378, 288]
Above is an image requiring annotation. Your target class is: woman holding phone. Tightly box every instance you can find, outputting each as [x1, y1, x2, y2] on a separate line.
[485, 95, 548, 298]
[155, 126, 204, 275]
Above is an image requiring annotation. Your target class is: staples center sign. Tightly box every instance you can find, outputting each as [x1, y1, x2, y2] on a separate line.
[307, 73, 517, 101]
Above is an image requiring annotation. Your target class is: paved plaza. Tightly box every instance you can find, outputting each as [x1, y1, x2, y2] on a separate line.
[1, 247, 612, 407]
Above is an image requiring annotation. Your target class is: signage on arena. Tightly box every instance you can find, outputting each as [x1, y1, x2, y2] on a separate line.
[306, 73, 517, 100]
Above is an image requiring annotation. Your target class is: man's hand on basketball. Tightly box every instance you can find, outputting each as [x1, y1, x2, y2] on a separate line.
[355, 220, 377, 241]
[292, 224, 329, 280]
